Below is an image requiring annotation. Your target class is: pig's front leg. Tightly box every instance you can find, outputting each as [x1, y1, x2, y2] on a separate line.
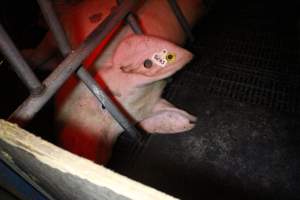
[140, 99, 197, 134]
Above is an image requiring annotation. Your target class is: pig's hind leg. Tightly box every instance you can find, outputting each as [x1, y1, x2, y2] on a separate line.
[140, 99, 197, 134]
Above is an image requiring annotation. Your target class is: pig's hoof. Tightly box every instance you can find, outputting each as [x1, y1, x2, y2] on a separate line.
[140, 110, 197, 134]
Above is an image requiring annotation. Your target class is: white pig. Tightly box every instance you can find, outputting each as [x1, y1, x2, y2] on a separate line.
[26, 0, 204, 163]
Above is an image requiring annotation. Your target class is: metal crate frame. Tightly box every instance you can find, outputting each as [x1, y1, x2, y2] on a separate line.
[0, 0, 193, 198]
[0, 0, 193, 140]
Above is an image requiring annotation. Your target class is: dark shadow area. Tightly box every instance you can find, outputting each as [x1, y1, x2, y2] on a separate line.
[0, 0, 55, 143]
[109, 0, 300, 199]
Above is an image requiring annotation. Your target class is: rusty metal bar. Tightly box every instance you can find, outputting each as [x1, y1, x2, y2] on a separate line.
[37, 0, 141, 139]
[0, 24, 44, 95]
[9, 0, 139, 127]
[167, 0, 194, 42]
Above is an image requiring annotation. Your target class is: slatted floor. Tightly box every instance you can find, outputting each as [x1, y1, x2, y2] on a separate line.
[109, 1, 300, 199]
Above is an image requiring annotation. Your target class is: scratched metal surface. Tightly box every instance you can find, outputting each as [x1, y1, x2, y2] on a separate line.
[109, 1, 300, 199]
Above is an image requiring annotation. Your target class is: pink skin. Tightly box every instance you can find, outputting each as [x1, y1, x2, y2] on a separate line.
[24, 0, 204, 164]
[57, 35, 196, 163]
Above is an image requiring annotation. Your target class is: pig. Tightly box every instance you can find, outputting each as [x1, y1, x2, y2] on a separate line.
[25, 0, 204, 164]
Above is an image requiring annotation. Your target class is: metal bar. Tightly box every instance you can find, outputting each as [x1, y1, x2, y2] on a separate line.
[167, 0, 194, 42]
[0, 24, 44, 95]
[9, 0, 139, 127]
[76, 68, 141, 139]
[37, 0, 71, 57]
[117, 0, 143, 34]
[39, 0, 141, 139]
[125, 14, 143, 34]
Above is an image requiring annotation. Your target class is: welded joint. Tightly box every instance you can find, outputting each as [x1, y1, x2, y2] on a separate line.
[37, 0, 142, 140]
[30, 84, 46, 96]
[9, 0, 141, 127]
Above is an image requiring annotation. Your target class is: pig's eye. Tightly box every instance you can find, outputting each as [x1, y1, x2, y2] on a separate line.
[143, 59, 153, 68]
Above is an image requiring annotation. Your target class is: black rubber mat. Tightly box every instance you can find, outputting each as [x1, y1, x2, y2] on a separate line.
[109, 1, 300, 200]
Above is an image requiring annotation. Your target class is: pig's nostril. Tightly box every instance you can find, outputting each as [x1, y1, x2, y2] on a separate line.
[144, 59, 153, 68]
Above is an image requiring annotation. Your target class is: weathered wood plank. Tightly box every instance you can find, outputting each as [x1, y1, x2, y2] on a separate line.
[0, 119, 178, 200]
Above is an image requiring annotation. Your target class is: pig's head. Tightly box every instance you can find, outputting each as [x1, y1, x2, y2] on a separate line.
[95, 35, 196, 134]
[99, 34, 193, 93]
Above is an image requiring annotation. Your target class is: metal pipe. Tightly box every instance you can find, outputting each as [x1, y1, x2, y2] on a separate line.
[167, 0, 194, 42]
[0, 24, 44, 95]
[126, 14, 143, 34]
[76, 67, 141, 139]
[39, 0, 141, 139]
[117, 0, 143, 34]
[9, 0, 139, 127]
[37, 0, 71, 57]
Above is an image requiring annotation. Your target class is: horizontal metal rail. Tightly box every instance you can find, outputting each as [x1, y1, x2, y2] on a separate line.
[9, 0, 139, 128]
[0, 24, 44, 95]
[37, 0, 141, 140]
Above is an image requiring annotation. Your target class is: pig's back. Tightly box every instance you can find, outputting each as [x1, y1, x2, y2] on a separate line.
[54, 0, 204, 48]
[54, 0, 116, 48]
[137, 0, 203, 44]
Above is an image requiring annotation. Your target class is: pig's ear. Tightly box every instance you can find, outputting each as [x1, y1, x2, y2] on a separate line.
[139, 99, 197, 133]
[112, 35, 193, 85]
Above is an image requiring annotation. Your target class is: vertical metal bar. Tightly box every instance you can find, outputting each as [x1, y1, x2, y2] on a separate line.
[167, 0, 194, 42]
[125, 14, 144, 34]
[9, 0, 139, 128]
[0, 24, 44, 95]
[38, 0, 141, 139]
[117, 0, 143, 34]
[36, 0, 71, 57]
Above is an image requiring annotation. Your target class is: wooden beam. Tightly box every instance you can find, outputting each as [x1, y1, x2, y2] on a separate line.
[0, 119, 177, 200]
